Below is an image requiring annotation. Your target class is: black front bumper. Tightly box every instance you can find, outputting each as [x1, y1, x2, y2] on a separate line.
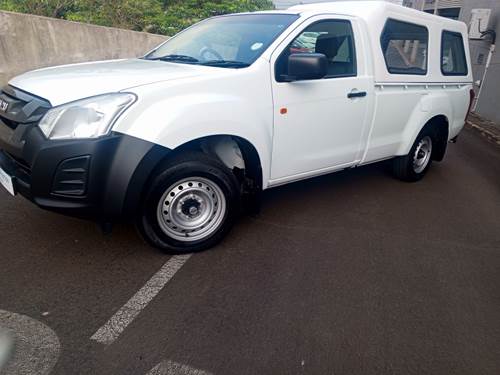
[0, 86, 170, 220]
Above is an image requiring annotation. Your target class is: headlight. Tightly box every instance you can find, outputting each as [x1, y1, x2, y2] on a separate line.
[39, 93, 136, 140]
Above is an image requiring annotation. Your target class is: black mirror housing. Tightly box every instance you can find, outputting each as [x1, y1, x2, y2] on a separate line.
[287, 53, 328, 81]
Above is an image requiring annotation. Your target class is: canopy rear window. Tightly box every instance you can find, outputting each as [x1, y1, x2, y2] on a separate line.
[441, 31, 468, 76]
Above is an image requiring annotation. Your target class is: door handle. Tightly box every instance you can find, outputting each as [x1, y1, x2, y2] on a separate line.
[347, 91, 367, 99]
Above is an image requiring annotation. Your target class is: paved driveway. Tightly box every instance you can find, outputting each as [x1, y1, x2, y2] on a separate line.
[0, 127, 499, 375]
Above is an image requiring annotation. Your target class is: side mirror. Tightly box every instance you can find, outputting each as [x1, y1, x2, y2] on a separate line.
[286, 53, 328, 81]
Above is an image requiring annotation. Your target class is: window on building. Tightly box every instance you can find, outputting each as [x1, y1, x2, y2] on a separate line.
[441, 30, 468, 75]
[438, 8, 461, 20]
[477, 53, 485, 65]
[275, 20, 356, 81]
[380, 19, 428, 75]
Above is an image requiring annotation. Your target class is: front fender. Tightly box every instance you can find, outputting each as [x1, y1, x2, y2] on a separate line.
[113, 74, 273, 188]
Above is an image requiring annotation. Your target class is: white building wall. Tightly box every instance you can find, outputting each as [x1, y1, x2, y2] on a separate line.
[402, 0, 462, 12]
[273, 0, 403, 10]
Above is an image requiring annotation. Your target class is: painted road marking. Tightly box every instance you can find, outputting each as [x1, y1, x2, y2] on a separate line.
[147, 360, 213, 375]
[0, 328, 12, 371]
[0, 310, 61, 375]
[91, 254, 192, 345]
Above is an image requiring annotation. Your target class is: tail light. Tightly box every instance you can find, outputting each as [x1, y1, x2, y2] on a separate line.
[466, 89, 475, 121]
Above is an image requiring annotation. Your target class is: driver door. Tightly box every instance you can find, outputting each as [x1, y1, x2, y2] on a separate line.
[270, 17, 370, 184]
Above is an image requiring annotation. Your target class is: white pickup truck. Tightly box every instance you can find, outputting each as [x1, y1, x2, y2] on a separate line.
[0, 1, 473, 253]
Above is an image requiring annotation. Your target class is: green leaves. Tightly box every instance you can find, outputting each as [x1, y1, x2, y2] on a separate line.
[0, 0, 275, 35]
[0, 0, 75, 18]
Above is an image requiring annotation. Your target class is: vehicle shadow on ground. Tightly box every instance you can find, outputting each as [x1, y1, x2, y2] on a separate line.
[261, 160, 393, 204]
[0, 192, 156, 260]
[0, 159, 396, 258]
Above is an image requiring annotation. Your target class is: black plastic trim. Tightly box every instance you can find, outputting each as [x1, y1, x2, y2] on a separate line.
[347, 91, 367, 98]
[0, 128, 171, 220]
[52, 155, 91, 196]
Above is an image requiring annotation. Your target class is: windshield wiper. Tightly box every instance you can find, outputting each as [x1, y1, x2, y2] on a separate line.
[201, 60, 250, 68]
[149, 54, 200, 63]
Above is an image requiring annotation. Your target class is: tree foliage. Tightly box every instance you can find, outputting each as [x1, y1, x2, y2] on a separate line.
[0, 0, 75, 18]
[0, 0, 275, 35]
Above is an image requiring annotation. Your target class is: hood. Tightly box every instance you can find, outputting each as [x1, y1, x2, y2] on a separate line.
[8, 59, 215, 106]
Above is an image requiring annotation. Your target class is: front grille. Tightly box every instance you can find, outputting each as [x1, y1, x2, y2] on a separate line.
[0, 86, 51, 129]
[0, 86, 52, 161]
[0, 87, 52, 196]
[0, 116, 18, 130]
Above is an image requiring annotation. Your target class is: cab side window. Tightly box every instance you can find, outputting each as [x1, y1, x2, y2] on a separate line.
[441, 31, 468, 75]
[380, 19, 428, 75]
[275, 20, 356, 82]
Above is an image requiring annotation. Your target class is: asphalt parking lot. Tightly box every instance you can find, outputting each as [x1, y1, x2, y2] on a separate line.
[1, 127, 499, 375]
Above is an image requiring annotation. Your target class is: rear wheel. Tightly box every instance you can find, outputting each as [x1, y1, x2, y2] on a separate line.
[393, 128, 434, 182]
[137, 151, 240, 254]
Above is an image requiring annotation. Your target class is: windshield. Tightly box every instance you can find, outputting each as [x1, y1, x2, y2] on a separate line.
[145, 14, 299, 68]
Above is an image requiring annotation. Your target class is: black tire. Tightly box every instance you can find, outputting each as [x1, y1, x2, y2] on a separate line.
[136, 151, 241, 254]
[393, 126, 435, 182]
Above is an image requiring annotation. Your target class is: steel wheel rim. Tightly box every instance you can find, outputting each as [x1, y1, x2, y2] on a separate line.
[156, 177, 226, 242]
[413, 136, 433, 174]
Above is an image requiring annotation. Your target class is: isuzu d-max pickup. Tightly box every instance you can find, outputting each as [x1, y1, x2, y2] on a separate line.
[0, 1, 473, 253]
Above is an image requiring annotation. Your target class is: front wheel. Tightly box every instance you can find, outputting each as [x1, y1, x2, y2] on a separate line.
[137, 151, 240, 254]
[393, 128, 434, 182]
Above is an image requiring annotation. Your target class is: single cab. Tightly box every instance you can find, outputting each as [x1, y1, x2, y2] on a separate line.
[0, 1, 473, 253]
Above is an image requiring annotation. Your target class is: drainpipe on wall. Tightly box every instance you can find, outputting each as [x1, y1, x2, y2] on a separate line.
[433, 0, 439, 15]
[473, 28, 497, 112]
[473, 44, 495, 111]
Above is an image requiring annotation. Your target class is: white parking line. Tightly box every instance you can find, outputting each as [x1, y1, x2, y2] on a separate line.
[91, 254, 192, 345]
[147, 360, 213, 375]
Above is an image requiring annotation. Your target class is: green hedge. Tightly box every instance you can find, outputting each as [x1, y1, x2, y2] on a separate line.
[0, 0, 275, 35]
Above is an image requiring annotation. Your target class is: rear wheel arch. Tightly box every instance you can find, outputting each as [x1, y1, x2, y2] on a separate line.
[424, 115, 449, 161]
[400, 113, 450, 158]
[392, 114, 450, 182]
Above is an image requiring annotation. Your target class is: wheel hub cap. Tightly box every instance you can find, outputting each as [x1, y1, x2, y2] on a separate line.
[413, 136, 433, 174]
[156, 178, 226, 242]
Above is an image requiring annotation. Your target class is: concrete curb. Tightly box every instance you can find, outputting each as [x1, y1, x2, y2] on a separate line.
[466, 114, 500, 147]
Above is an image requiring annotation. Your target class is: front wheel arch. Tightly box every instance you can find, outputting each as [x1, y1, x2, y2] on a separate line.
[140, 135, 263, 209]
